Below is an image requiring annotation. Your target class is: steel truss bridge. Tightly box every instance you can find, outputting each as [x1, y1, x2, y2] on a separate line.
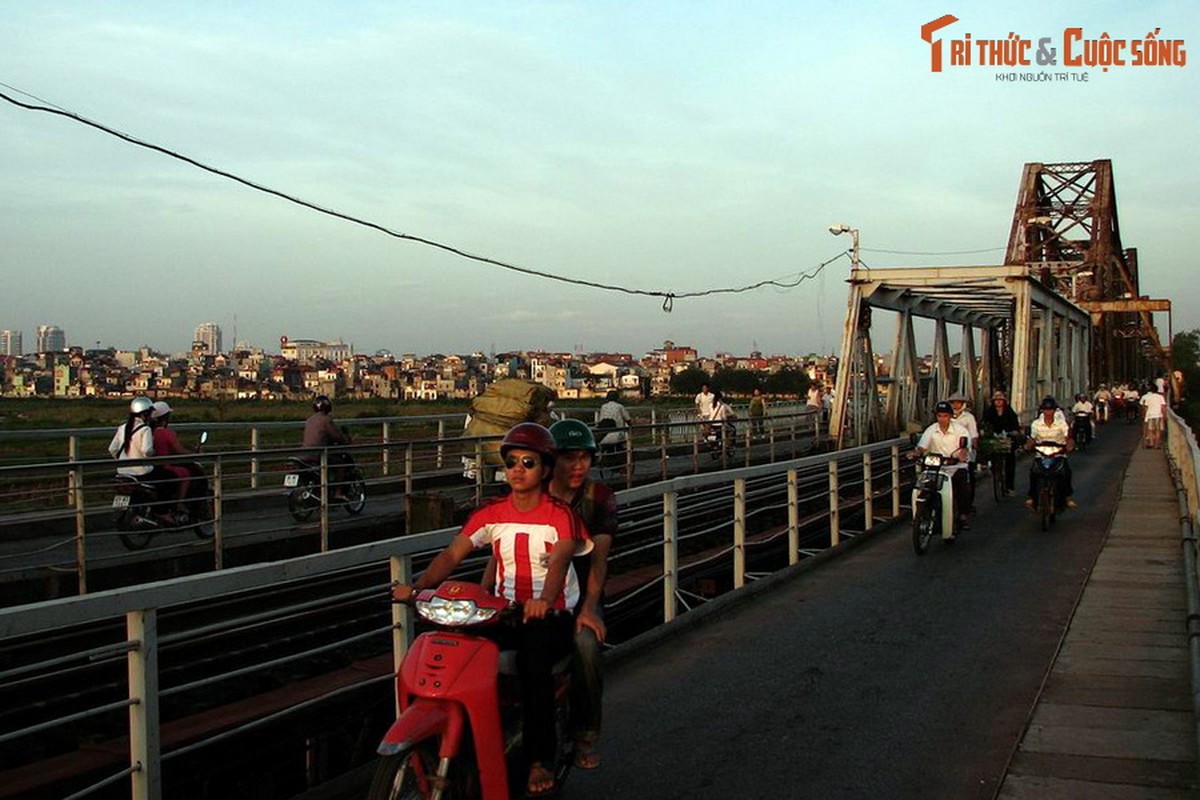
[830, 159, 1173, 447]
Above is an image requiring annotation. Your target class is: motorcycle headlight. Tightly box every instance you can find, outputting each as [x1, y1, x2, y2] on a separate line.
[415, 596, 500, 626]
[1035, 444, 1060, 457]
[922, 455, 942, 467]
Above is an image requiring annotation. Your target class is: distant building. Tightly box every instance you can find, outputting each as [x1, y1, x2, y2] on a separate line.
[279, 336, 352, 364]
[193, 322, 223, 355]
[36, 325, 66, 353]
[0, 330, 21, 356]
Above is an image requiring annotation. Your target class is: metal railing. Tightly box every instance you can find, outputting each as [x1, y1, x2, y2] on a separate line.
[0, 409, 825, 601]
[0, 436, 907, 800]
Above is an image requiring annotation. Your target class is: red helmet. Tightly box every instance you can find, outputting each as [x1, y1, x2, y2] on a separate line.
[500, 422, 557, 464]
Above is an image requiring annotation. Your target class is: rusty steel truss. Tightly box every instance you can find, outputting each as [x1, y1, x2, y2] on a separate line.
[829, 160, 1168, 447]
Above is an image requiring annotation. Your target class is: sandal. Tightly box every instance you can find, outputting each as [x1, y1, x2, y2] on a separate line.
[527, 762, 556, 797]
[574, 743, 601, 770]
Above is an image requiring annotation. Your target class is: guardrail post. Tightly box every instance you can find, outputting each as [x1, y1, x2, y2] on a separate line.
[382, 422, 391, 477]
[68, 435, 79, 506]
[733, 478, 746, 588]
[404, 444, 415, 535]
[863, 452, 874, 529]
[769, 421, 776, 463]
[250, 428, 260, 490]
[624, 434, 633, 489]
[389, 555, 413, 716]
[319, 450, 330, 552]
[74, 463, 88, 594]
[788, 468, 800, 565]
[437, 420, 446, 469]
[744, 424, 752, 468]
[474, 440, 484, 506]
[660, 431, 669, 480]
[692, 429, 700, 474]
[828, 460, 840, 547]
[663, 490, 678, 623]
[213, 458, 224, 570]
[891, 444, 901, 517]
[127, 608, 161, 800]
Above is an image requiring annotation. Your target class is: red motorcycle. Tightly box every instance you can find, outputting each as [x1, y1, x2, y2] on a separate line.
[369, 581, 574, 800]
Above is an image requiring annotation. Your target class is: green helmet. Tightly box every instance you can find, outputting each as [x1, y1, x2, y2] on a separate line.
[549, 418, 597, 453]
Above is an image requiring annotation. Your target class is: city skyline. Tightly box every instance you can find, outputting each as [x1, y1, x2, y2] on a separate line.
[2, 4, 1196, 356]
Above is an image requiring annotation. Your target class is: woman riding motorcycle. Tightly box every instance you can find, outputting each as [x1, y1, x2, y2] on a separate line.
[108, 396, 185, 523]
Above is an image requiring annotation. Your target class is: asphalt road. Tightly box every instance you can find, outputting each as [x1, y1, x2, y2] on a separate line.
[567, 421, 1140, 800]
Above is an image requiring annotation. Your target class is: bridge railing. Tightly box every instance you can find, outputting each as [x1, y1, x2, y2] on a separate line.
[0, 436, 909, 800]
[0, 409, 825, 598]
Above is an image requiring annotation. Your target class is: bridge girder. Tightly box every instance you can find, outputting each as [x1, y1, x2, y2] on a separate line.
[829, 266, 1092, 447]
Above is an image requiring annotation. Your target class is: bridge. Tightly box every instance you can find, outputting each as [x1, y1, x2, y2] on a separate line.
[1, 159, 1195, 800]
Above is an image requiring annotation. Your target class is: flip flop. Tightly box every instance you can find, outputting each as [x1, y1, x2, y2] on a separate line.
[573, 744, 601, 770]
[526, 763, 557, 797]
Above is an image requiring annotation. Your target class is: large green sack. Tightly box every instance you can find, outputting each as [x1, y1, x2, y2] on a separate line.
[463, 379, 557, 465]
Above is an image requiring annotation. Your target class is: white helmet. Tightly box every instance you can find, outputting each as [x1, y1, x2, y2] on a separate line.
[151, 401, 173, 419]
[129, 397, 154, 415]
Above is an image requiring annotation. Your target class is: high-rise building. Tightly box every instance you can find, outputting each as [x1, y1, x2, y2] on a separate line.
[193, 322, 223, 355]
[35, 325, 66, 353]
[0, 330, 21, 356]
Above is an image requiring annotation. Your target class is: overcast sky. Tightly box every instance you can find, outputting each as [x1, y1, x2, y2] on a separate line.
[2, 2, 1196, 358]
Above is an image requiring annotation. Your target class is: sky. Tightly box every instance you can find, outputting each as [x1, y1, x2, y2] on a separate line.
[1, 2, 1196, 359]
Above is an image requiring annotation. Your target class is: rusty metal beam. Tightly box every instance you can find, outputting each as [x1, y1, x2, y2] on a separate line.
[1077, 299, 1171, 313]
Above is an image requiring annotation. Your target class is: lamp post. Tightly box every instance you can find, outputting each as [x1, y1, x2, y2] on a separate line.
[829, 223, 860, 270]
[1070, 270, 1094, 300]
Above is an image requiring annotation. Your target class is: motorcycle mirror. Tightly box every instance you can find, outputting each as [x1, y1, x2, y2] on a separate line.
[199, 431, 209, 446]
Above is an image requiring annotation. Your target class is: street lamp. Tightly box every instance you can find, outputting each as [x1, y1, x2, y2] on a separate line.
[829, 223, 860, 270]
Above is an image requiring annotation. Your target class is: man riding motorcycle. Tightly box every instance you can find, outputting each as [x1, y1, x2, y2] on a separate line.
[912, 401, 972, 536]
[1025, 396, 1076, 509]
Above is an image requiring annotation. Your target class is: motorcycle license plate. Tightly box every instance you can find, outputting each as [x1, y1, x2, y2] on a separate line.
[112, 495, 131, 508]
[283, 474, 300, 487]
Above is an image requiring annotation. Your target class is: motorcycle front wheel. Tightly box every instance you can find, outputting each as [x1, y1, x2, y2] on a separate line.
[344, 469, 367, 516]
[912, 500, 936, 555]
[367, 745, 461, 800]
[1038, 485, 1055, 531]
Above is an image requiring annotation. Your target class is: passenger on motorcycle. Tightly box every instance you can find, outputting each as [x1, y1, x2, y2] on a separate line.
[981, 390, 1022, 496]
[1024, 397, 1076, 509]
[150, 401, 195, 517]
[708, 390, 736, 444]
[547, 419, 616, 770]
[107, 396, 184, 523]
[395, 422, 592, 798]
[912, 401, 972, 533]
[302, 395, 351, 501]
[947, 392, 979, 512]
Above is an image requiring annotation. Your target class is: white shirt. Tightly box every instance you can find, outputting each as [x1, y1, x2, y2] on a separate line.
[916, 420, 970, 471]
[1140, 391, 1167, 420]
[952, 409, 979, 461]
[108, 422, 155, 476]
[1071, 400, 1094, 414]
[1030, 415, 1071, 445]
[694, 391, 715, 420]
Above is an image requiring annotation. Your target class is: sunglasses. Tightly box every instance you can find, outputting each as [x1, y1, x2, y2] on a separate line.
[504, 455, 541, 470]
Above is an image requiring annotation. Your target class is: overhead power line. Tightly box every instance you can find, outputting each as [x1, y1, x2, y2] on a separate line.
[861, 246, 1004, 256]
[0, 84, 846, 312]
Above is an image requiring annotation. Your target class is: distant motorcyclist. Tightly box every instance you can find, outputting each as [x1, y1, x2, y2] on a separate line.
[912, 400, 972, 534]
[1070, 393, 1095, 445]
[947, 392, 979, 513]
[108, 396, 183, 523]
[1024, 396, 1076, 509]
[303, 394, 351, 500]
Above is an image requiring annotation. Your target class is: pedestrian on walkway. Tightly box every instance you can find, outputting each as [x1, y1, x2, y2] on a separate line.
[1140, 385, 1167, 449]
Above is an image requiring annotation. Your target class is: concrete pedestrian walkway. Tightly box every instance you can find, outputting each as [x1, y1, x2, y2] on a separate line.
[998, 444, 1198, 798]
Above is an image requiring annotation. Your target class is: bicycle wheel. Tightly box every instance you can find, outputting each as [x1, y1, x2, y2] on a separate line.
[992, 455, 1004, 501]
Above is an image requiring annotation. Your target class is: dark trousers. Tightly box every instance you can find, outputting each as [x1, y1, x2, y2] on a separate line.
[571, 608, 604, 744]
[512, 614, 574, 766]
[950, 469, 970, 520]
[1027, 461, 1074, 501]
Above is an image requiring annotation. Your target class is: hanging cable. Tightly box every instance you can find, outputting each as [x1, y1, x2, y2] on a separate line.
[0, 84, 847, 309]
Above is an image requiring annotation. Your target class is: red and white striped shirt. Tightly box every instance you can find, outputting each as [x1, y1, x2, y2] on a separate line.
[461, 494, 592, 610]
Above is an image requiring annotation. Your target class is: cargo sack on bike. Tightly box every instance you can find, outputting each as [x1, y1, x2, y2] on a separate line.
[463, 379, 558, 466]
